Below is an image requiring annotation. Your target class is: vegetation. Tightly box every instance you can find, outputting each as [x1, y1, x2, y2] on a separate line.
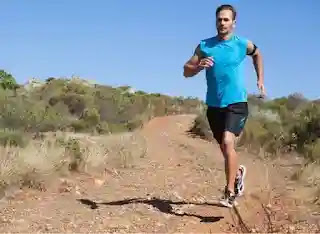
[1, 69, 319, 164]
[1, 68, 319, 163]
[0, 72, 204, 144]
[0, 69, 203, 189]
[0, 131, 147, 192]
[189, 93, 320, 161]
[0, 70, 19, 91]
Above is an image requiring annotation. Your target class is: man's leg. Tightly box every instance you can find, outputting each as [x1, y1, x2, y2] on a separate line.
[207, 106, 237, 191]
[224, 102, 249, 193]
[218, 131, 242, 207]
[221, 131, 238, 193]
[219, 102, 248, 207]
[220, 135, 245, 195]
[219, 143, 228, 185]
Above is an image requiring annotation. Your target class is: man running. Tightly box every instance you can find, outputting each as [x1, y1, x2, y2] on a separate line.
[183, 4, 265, 207]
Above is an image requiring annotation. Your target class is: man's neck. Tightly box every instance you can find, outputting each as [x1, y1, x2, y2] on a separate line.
[217, 33, 233, 41]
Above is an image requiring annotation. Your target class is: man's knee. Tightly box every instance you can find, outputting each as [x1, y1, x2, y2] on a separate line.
[221, 131, 235, 150]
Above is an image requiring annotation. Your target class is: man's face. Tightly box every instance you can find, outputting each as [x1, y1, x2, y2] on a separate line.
[216, 9, 235, 36]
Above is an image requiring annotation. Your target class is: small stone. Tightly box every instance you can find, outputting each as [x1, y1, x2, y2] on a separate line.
[59, 186, 72, 193]
[16, 219, 25, 223]
[1, 217, 11, 223]
[289, 226, 295, 231]
[94, 179, 105, 186]
[173, 191, 183, 200]
[44, 224, 52, 231]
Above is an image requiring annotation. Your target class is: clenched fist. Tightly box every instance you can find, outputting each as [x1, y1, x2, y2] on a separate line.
[198, 57, 214, 70]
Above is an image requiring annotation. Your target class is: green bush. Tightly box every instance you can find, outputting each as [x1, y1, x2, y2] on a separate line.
[0, 70, 18, 91]
[81, 108, 100, 126]
[188, 95, 320, 162]
[288, 104, 320, 152]
[70, 108, 101, 132]
[95, 121, 110, 134]
[0, 71, 205, 135]
[0, 130, 29, 147]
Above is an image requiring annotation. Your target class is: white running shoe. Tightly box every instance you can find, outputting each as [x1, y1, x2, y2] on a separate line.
[234, 165, 246, 197]
[219, 187, 238, 208]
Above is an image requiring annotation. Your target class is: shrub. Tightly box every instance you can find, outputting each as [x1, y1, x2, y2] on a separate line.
[0, 70, 18, 91]
[0, 130, 29, 147]
[60, 94, 88, 116]
[305, 139, 320, 162]
[81, 108, 100, 126]
[187, 113, 213, 141]
[0, 73, 207, 135]
[65, 138, 85, 172]
[289, 103, 320, 153]
[188, 96, 320, 161]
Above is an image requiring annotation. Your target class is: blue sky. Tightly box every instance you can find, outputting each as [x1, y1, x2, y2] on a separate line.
[1, 0, 319, 100]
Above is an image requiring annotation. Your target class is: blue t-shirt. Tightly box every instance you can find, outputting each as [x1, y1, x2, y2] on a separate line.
[199, 34, 249, 107]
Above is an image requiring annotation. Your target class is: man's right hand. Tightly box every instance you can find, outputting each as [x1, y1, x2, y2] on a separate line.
[198, 57, 214, 70]
[183, 44, 214, 78]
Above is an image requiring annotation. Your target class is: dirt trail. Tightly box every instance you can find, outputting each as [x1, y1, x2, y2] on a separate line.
[0, 115, 319, 233]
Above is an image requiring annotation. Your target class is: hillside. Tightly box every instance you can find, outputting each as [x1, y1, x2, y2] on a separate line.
[0, 71, 320, 232]
[0, 73, 204, 146]
[1, 71, 319, 163]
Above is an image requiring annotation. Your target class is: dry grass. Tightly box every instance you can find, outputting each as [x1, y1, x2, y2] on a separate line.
[0, 139, 65, 192]
[80, 131, 147, 171]
[290, 161, 320, 206]
[0, 131, 147, 194]
[291, 162, 320, 186]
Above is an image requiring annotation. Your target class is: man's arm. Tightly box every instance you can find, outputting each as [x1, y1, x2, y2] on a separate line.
[183, 45, 203, 78]
[247, 40, 266, 97]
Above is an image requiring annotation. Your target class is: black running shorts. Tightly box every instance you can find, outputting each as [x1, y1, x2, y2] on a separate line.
[206, 102, 249, 144]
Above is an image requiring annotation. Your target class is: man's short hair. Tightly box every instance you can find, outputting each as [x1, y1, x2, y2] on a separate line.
[216, 4, 237, 20]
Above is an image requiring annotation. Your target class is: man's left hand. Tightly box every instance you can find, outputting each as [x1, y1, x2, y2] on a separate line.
[257, 81, 266, 98]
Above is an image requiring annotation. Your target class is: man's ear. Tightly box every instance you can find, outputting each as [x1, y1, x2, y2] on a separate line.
[232, 20, 236, 28]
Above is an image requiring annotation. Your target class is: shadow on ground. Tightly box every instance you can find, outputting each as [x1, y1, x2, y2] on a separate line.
[78, 197, 225, 223]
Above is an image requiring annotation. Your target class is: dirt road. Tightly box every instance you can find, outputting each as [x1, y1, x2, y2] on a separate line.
[0, 115, 318, 232]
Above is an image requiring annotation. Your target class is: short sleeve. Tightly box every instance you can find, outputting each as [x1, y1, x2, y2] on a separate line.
[199, 37, 216, 58]
[199, 40, 206, 57]
[237, 36, 249, 57]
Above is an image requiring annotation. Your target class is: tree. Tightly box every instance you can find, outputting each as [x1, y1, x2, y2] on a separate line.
[0, 70, 18, 91]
